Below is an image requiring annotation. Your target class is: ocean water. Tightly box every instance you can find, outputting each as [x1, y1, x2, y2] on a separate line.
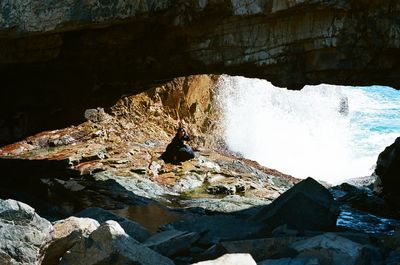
[216, 75, 400, 184]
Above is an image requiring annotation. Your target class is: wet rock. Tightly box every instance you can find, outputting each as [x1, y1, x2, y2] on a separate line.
[290, 233, 364, 265]
[43, 217, 100, 265]
[60, 220, 174, 265]
[336, 204, 400, 235]
[374, 137, 400, 208]
[75, 207, 150, 242]
[250, 177, 339, 231]
[0, 199, 54, 265]
[144, 229, 200, 257]
[330, 183, 392, 218]
[162, 215, 268, 245]
[258, 257, 320, 265]
[192, 253, 257, 265]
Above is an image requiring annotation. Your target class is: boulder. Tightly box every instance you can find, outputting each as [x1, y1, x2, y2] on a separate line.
[374, 137, 400, 207]
[162, 215, 268, 245]
[0, 199, 54, 265]
[144, 229, 200, 257]
[205, 237, 300, 262]
[250, 177, 339, 231]
[60, 220, 174, 265]
[258, 258, 320, 265]
[75, 207, 150, 242]
[192, 253, 257, 265]
[43, 217, 100, 265]
[290, 233, 364, 265]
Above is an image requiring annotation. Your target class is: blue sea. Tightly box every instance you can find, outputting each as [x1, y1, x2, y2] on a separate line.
[217, 76, 400, 184]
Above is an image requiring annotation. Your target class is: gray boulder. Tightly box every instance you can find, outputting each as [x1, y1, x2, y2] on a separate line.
[75, 207, 150, 242]
[60, 220, 174, 265]
[250, 177, 339, 231]
[162, 215, 268, 245]
[210, 237, 300, 262]
[144, 229, 200, 257]
[43, 217, 100, 265]
[0, 199, 54, 265]
[290, 233, 363, 265]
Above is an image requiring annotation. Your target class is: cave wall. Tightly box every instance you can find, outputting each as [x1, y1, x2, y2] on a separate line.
[1, 0, 400, 144]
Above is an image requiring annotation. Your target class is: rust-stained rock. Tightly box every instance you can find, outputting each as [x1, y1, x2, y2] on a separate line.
[0, 75, 298, 216]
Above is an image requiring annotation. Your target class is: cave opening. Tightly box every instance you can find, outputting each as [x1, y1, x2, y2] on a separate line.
[216, 75, 400, 184]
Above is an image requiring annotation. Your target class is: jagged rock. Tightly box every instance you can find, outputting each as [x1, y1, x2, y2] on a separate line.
[258, 258, 320, 265]
[144, 229, 200, 257]
[290, 233, 364, 265]
[209, 237, 300, 262]
[75, 207, 150, 242]
[43, 217, 100, 265]
[192, 253, 257, 265]
[374, 137, 400, 207]
[330, 183, 392, 218]
[60, 220, 174, 265]
[84, 108, 111, 123]
[162, 215, 268, 245]
[250, 177, 339, 231]
[0, 199, 54, 265]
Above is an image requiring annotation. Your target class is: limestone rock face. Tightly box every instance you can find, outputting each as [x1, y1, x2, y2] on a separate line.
[0, 199, 54, 265]
[60, 220, 174, 265]
[1, 1, 400, 145]
[374, 137, 400, 207]
[250, 177, 339, 231]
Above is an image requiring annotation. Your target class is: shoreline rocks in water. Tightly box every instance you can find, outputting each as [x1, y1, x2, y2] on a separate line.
[0, 76, 399, 264]
[1, 176, 400, 265]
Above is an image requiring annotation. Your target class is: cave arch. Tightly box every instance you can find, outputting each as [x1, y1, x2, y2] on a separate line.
[1, 0, 400, 144]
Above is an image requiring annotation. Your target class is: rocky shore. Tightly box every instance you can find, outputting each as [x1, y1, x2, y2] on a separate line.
[0, 75, 399, 264]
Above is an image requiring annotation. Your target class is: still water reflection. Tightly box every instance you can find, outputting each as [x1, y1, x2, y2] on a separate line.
[111, 204, 182, 234]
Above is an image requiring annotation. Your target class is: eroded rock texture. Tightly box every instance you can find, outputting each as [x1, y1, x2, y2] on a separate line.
[374, 137, 400, 208]
[1, 0, 400, 144]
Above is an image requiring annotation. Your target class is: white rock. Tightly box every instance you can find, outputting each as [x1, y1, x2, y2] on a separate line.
[192, 253, 257, 265]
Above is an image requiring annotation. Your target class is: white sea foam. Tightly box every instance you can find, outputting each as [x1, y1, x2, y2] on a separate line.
[216, 75, 400, 184]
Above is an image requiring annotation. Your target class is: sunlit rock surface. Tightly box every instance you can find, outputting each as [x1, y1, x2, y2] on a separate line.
[0, 199, 54, 265]
[0, 75, 297, 219]
[43, 217, 100, 265]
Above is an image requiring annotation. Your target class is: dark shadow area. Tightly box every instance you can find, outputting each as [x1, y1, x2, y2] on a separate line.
[0, 157, 153, 221]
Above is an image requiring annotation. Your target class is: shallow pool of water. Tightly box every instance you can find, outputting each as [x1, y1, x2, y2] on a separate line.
[111, 204, 182, 234]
